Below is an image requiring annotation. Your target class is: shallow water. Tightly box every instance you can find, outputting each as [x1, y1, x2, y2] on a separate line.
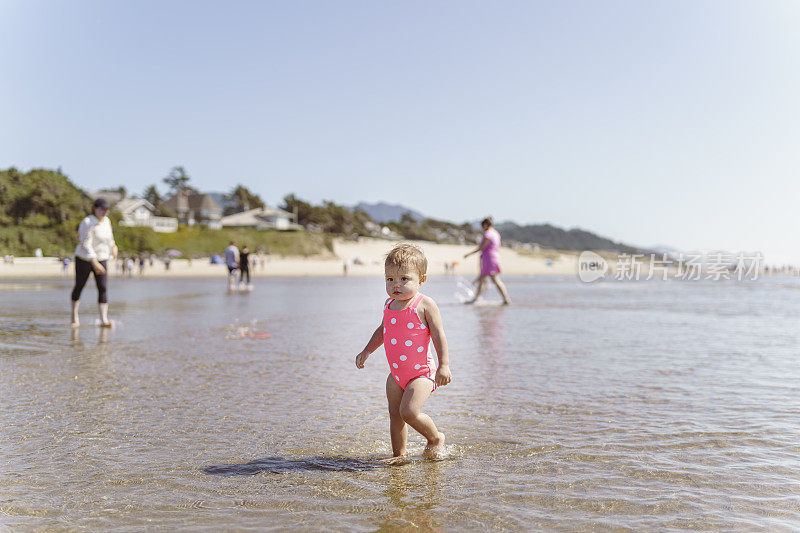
[2, 275, 800, 530]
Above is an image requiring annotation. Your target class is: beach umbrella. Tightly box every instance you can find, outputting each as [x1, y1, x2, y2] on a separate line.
[166, 249, 182, 257]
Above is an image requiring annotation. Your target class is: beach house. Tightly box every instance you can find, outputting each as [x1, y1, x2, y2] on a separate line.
[114, 198, 178, 233]
[220, 206, 302, 231]
[161, 191, 223, 229]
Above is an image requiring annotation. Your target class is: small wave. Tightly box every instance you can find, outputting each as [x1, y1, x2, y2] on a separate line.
[202, 456, 382, 476]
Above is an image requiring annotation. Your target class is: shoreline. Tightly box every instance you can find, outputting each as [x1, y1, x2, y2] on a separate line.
[0, 237, 579, 279]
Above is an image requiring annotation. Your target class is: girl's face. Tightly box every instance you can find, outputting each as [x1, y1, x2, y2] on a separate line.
[94, 206, 109, 220]
[385, 264, 426, 301]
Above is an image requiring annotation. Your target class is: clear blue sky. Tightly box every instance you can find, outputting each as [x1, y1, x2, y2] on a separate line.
[2, 1, 798, 263]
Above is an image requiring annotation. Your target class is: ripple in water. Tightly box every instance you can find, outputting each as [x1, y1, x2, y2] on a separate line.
[1, 275, 799, 530]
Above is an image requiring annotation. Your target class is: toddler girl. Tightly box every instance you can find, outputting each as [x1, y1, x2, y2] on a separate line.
[355, 243, 451, 459]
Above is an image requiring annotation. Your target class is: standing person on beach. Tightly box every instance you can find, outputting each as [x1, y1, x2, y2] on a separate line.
[355, 243, 451, 460]
[70, 198, 118, 327]
[239, 245, 251, 287]
[224, 241, 239, 291]
[464, 217, 511, 305]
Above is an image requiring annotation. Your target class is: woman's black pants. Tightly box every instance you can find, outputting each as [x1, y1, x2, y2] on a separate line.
[71, 257, 108, 303]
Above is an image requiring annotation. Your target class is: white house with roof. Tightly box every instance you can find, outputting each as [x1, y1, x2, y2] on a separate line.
[220, 206, 301, 231]
[161, 191, 223, 229]
[114, 198, 178, 233]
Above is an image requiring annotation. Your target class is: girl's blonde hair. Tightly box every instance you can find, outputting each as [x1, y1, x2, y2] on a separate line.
[385, 243, 427, 277]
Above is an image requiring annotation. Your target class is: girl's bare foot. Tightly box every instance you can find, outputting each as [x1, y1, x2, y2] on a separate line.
[99, 320, 113, 328]
[381, 455, 411, 466]
[422, 432, 445, 459]
[70, 321, 80, 328]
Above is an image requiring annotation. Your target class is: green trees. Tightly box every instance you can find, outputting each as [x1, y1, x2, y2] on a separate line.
[495, 222, 641, 253]
[142, 185, 162, 207]
[0, 167, 492, 255]
[162, 166, 196, 194]
[142, 166, 196, 216]
[224, 184, 265, 215]
[114, 226, 160, 253]
[386, 214, 478, 243]
[0, 168, 91, 255]
[98, 185, 127, 198]
[0, 168, 89, 226]
[279, 193, 480, 242]
[280, 194, 375, 235]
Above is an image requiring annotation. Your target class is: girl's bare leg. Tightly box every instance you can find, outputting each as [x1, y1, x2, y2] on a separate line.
[70, 300, 80, 327]
[490, 274, 511, 304]
[99, 303, 110, 325]
[400, 378, 445, 458]
[386, 375, 408, 457]
[468, 275, 487, 304]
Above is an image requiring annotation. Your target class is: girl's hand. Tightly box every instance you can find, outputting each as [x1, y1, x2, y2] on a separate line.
[355, 351, 369, 369]
[435, 364, 452, 386]
[91, 259, 106, 275]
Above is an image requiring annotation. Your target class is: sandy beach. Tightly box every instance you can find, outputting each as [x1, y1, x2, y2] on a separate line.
[0, 237, 579, 279]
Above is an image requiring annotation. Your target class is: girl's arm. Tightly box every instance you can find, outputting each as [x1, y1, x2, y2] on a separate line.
[464, 236, 489, 258]
[355, 323, 384, 368]
[108, 220, 118, 259]
[423, 298, 451, 386]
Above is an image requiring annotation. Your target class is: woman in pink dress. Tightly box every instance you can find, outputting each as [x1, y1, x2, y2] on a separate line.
[464, 217, 511, 304]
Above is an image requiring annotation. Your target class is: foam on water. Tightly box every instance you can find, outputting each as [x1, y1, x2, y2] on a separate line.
[454, 276, 475, 303]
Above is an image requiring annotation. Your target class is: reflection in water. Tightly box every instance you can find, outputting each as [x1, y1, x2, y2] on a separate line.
[97, 325, 108, 345]
[469, 306, 507, 397]
[372, 461, 444, 531]
[69, 324, 109, 346]
[477, 306, 507, 357]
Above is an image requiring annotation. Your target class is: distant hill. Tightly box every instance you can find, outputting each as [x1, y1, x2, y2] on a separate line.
[650, 244, 681, 257]
[355, 202, 647, 252]
[355, 202, 426, 223]
[496, 222, 645, 253]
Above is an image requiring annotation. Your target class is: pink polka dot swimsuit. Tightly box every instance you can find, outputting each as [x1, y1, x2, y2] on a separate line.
[383, 293, 437, 390]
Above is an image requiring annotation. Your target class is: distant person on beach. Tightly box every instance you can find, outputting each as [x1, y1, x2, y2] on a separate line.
[224, 241, 239, 290]
[70, 198, 117, 327]
[239, 245, 251, 287]
[464, 217, 511, 305]
[355, 243, 451, 460]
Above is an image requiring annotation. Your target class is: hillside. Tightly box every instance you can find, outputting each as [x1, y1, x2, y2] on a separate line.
[354, 201, 644, 252]
[496, 222, 644, 253]
[0, 167, 648, 256]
